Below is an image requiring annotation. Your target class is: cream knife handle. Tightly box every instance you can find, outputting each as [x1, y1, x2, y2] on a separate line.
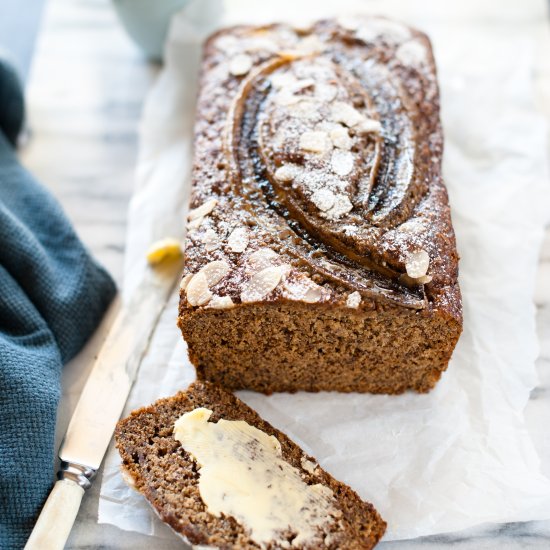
[25, 479, 84, 550]
[25, 462, 96, 550]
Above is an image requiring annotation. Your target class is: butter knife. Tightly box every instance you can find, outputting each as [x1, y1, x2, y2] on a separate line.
[25, 258, 183, 550]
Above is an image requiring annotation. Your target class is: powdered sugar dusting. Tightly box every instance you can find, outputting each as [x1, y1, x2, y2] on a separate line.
[189, 19, 444, 311]
[260, 59, 382, 219]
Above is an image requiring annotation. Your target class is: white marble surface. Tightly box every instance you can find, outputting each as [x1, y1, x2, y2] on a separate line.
[20, 0, 550, 547]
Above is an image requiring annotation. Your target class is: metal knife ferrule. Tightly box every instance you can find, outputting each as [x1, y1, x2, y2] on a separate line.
[58, 461, 96, 490]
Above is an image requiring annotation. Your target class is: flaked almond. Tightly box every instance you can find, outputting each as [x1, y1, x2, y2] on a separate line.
[291, 78, 316, 92]
[270, 72, 297, 89]
[301, 456, 318, 474]
[288, 99, 320, 120]
[244, 36, 278, 54]
[179, 273, 193, 291]
[346, 291, 361, 308]
[227, 227, 249, 253]
[248, 248, 279, 271]
[186, 272, 212, 306]
[302, 284, 325, 304]
[311, 188, 336, 212]
[241, 265, 289, 303]
[331, 102, 364, 127]
[297, 34, 324, 54]
[405, 249, 430, 279]
[274, 164, 299, 183]
[200, 260, 230, 287]
[187, 217, 204, 231]
[315, 83, 338, 102]
[229, 54, 252, 76]
[202, 228, 220, 251]
[214, 34, 239, 52]
[275, 89, 302, 106]
[416, 275, 433, 285]
[208, 295, 235, 309]
[323, 194, 353, 220]
[300, 130, 331, 153]
[398, 219, 425, 234]
[275, 78, 316, 105]
[396, 39, 427, 67]
[357, 118, 382, 134]
[355, 19, 411, 44]
[188, 199, 217, 221]
[330, 126, 352, 149]
[282, 276, 325, 303]
[283, 274, 328, 304]
[331, 150, 354, 176]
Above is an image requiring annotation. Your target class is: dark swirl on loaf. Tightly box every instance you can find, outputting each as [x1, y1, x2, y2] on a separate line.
[220, 20, 444, 309]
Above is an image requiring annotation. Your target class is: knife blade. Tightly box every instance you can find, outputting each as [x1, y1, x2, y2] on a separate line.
[25, 258, 183, 550]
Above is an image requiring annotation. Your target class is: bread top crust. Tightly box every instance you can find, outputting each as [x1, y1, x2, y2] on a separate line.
[115, 381, 386, 549]
[180, 18, 461, 323]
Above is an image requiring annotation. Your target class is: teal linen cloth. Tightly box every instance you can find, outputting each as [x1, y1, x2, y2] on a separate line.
[0, 59, 116, 549]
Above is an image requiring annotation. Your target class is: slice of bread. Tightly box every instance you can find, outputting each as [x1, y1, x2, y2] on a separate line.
[115, 381, 386, 549]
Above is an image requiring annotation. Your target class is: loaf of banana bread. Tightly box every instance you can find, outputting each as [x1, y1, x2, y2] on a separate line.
[115, 381, 386, 549]
[178, 17, 462, 394]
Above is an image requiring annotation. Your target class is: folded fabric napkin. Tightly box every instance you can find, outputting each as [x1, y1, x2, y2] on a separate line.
[0, 59, 116, 549]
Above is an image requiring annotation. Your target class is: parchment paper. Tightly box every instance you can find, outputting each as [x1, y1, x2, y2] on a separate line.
[99, 0, 550, 542]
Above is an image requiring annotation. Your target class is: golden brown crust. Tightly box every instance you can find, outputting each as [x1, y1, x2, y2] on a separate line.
[179, 18, 462, 394]
[115, 381, 386, 549]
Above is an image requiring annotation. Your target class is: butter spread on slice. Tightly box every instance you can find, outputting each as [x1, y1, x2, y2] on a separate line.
[173, 408, 337, 547]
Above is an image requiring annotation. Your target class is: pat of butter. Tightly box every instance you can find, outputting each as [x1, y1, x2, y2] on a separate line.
[174, 408, 336, 547]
